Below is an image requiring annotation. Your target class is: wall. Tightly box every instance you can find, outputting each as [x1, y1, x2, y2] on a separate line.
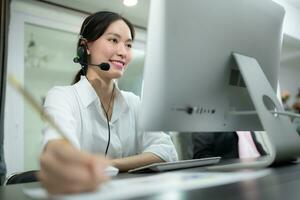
[280, 35, 300, 106]
[4, 0, 86, 175]
[274, 0, 300, 105]
[274, 0, 300, 40]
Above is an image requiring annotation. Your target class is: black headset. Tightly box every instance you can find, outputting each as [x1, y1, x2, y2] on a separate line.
[73, 39, 110, 71]
[73, 15, 110, 71]
[73, 41, 88, 68]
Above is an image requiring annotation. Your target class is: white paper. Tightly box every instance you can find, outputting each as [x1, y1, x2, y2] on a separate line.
[24, 169, 270, 200]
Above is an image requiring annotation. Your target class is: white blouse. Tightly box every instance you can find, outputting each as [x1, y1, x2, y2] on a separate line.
[42, 76, 178, 162]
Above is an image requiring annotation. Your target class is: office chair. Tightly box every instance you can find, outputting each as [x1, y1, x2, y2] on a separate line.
[5, 170, 38, 185]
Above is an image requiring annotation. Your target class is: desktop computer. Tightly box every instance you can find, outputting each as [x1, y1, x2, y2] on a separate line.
[141, 0, 300, 165]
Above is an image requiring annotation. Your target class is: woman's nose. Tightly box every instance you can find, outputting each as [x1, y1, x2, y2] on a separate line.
[117, 43, 127, 57]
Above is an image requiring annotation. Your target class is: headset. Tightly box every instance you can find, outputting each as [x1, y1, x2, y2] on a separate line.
[73, 38, 110, 71]
[73, 13, 110, 71]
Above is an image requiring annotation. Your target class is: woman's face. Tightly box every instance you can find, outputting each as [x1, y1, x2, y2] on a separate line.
[87, 19, 133, 79]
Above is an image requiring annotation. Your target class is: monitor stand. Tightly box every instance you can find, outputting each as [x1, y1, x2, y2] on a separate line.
[234, 52, 300, 161]
[207, 53, 300, 171]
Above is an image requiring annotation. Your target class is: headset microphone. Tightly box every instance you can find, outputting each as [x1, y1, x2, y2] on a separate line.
[73, 57, 110, 71]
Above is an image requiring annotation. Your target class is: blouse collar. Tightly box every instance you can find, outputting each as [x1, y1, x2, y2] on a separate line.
[74, 76, 129, 121]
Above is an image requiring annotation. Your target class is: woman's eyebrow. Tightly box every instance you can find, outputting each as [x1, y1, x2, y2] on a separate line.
[106, 32, 133, 42]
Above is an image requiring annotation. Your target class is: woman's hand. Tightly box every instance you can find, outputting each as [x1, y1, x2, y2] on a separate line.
[110, 152, 163, 172]
[38, 139, 109, 194]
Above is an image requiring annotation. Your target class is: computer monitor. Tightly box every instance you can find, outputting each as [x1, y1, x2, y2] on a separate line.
[141, 0, 300, 163]
[141, 0, 284, 132]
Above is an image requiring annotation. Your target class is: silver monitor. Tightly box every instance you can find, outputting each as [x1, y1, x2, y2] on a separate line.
[142, 0, 300, 164]
[141, 0, 284, 132]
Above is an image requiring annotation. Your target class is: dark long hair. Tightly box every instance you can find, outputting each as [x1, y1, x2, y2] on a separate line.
[72, 11, 135, 84]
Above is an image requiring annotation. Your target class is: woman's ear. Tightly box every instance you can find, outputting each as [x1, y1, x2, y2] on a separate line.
[80, 38, 90, 55]
[86, 43, 90, 55]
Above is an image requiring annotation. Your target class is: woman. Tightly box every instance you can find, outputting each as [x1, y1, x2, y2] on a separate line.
[38, 11, 178, 194]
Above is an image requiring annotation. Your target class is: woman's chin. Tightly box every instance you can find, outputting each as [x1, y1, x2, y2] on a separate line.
[110, 71, 124, 79]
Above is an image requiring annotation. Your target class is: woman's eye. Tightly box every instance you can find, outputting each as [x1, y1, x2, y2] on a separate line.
[109, 38, 118, 43]
[127, 44, 132, 48]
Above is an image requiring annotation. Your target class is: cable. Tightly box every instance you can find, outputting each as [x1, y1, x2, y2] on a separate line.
[101, 84, 115, 157]
[103, 109, 111, 157]
[270, 111, 300, 119]
[229, 110, 300, 119]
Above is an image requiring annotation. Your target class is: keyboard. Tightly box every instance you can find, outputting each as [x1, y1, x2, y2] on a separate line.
[128, 157, 221, 173]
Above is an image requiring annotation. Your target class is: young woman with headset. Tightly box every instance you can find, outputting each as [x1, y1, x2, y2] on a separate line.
[38, 11, 178, 194]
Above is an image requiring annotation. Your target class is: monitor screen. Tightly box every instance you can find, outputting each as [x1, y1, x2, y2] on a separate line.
[141, 0, 285, 132]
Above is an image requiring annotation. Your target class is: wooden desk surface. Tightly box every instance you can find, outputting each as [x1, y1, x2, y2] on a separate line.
[1, 163, 300, 200]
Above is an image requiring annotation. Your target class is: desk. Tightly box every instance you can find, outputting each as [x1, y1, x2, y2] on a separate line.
[1, 163, 300, 200]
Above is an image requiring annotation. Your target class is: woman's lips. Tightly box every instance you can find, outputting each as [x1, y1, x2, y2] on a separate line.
[110, 60, 125, 70]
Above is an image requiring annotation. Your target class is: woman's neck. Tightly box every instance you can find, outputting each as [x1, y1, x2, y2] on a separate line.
[86, 69, 115, 103]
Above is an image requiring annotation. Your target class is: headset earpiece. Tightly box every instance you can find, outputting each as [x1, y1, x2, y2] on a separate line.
[74, 38, 88, 67]
[73, 32, 110, 71]
[77, 45, 86, 60]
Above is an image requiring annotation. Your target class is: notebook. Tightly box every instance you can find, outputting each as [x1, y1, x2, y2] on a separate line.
[128, 157, 221, 173]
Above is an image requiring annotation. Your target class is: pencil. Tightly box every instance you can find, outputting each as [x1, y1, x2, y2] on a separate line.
[8, 74, 70, 142]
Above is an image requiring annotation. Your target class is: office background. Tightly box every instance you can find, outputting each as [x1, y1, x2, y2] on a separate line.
[0, 0, 300, 179]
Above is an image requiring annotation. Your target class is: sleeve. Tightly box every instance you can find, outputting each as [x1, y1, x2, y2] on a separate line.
[130, 93, 178, 162]
[42, 87, 80, 149]
[139, 131, 178, 162]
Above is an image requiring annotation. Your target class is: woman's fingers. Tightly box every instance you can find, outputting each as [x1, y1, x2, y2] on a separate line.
[38, 140, 109, 194]
[87, 155, 110, 185]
